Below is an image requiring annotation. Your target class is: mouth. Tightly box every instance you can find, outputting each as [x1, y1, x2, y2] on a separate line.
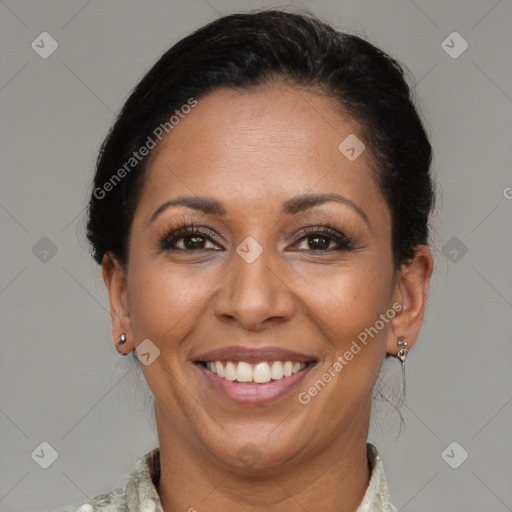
[195, 359, 316, 383]
[192, 346, 318, 404]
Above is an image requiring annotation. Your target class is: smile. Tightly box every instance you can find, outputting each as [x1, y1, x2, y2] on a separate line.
[198, 360, 313, 383]
[193, 345, 318, 404]
[195, 359, 317, 405]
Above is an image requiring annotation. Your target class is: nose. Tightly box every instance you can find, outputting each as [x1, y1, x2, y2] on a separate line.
[213, 247, 295, 332]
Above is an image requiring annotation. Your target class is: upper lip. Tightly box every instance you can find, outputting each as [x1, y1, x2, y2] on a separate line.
[194, 346, 317, 364]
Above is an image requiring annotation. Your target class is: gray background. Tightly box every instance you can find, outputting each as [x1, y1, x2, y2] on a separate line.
[1, 1, 511, 511]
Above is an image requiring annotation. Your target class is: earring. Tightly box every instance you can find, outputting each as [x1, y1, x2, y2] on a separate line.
[395, 335, 408, 398]
[117, 333, 128, 356]
[395, 335, 408, 366]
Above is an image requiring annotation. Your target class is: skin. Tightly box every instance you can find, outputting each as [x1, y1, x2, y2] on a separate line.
[102, 83, 433, 512]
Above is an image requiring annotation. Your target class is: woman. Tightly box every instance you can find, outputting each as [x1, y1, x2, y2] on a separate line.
[58, 9, 434, 512]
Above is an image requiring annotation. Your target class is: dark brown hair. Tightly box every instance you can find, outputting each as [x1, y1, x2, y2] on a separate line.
[86, 10, 435, 271]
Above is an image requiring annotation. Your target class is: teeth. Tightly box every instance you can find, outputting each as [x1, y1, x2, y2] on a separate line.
[225, 361, 237, 381]
[203, 360, 307, 383]
[253, 362, 271, 383]
[236, 362, 253, 382]
[270, 361, 284, 380]
[215, 361, 225, 377]
[283, 361, 293, 377]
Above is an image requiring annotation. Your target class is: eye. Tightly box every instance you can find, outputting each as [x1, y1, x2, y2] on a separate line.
[158, 222, 224, 252]
[157, 222, 355, 253]
[290, 225, 355, 252]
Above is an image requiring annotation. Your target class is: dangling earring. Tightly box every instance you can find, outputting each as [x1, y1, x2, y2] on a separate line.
[395, 335, 408, 396]
[117, 333, 127, 355]
[396, 335, 408, 364]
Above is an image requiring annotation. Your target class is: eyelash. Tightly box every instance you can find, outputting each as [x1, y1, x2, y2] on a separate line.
[157, 221, 356, 253]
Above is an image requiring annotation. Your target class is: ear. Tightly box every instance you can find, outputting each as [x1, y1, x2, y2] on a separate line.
[101, 251, 133, 355]
[386, 245, 434, 355]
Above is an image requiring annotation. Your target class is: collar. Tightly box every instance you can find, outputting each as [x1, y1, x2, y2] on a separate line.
[125, 443, 397, 512]
[356, 443, 398, 512]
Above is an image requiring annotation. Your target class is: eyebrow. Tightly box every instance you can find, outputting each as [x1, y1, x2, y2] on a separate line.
[147, 193, 369, 227]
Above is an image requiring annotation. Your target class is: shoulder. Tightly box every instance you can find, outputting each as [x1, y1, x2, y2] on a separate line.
[54, 485, 127, 512]
[54, 447, 160, 512]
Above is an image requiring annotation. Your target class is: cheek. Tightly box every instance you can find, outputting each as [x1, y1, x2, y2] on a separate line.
[300, 261, 390, 358]
[127, 261, 216, 342]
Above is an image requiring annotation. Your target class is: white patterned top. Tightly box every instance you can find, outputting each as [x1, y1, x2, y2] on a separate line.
[57, 443, 397, 512]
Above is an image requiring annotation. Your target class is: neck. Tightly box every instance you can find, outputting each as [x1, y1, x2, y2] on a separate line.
[155, 408, 371, 512]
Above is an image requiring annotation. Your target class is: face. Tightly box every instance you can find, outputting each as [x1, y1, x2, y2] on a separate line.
[104, 83, 431, 471]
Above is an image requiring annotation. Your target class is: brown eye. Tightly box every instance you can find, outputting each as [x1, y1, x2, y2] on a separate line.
[159, 225, 224, 252]
[290, 226, 355, 252]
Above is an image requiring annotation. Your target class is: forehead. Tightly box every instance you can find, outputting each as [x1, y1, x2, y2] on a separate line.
[136, 84, 389, 227]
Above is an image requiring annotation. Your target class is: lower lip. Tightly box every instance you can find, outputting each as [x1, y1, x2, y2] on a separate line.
[195, 363, 315, 405]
